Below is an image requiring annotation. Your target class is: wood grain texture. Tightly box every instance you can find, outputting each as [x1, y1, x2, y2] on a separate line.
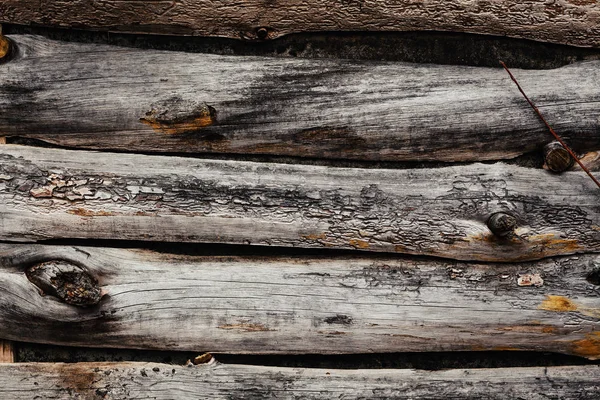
[0, 341, 13, 363]
[1, 145, 599, 261]
[1, 0, 600, 47]
[2, 35, 600, 162]
[1, 362, 599, 399]
[1, 244, 600, 357]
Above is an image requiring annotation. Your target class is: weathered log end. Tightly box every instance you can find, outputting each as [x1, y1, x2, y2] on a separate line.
[25, 261, 103, 307]
[544, 141, 575, 172]
[140, 97, 217, 135]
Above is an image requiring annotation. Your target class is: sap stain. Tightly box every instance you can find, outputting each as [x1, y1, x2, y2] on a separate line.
[349, 239, 370, 249]
[539, 295, 578, 312]
[67, 208, 115, 217]
[572, 332, 600, 360]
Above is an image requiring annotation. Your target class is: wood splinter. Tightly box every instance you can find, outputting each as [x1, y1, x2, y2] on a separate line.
[500, 61, 600, 189]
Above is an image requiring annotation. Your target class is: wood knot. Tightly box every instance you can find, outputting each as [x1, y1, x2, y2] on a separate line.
[256, 27, 270, 40]
[487, 212, 518, 237]
[242, 27, 274, 41]
[544, 141, 574, 172]
[0, 33, 13, 63]
[587, 268, 600, 286]
[26, 261, 102, 307]
[140, 96, 217, 135]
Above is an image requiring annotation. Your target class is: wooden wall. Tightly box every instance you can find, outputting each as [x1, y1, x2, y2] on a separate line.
[1, 1, 600, 397]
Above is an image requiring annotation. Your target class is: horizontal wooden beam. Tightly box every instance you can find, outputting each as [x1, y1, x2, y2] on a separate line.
[1, 0, 600, 48]
[1, 244, 599, 357]
[0, 362, 599, 399]
[1, 35, 599, 162]
[1, 145, 599, 261]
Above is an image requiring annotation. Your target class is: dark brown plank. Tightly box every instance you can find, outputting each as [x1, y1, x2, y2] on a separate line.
[1, 35, 599, 162]
[1, 0, 600, 47]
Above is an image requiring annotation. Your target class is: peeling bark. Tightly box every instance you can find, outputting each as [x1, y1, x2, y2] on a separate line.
[1, 145, 599, 261]
[1, 0, 600, 47]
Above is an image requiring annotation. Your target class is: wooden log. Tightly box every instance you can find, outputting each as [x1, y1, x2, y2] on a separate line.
[1, 0, 600, 47]
[0, 362, 599, 400]
[1, 145, 599, 261]
[1, 244, 599, 357]
[1, 35, 600, 163]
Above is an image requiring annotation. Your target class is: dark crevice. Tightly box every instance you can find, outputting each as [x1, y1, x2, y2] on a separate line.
[0, 237, 592, 267]
[15, 342, 600, 370]
[5, 136, 546, 171]
[3, 24, 600, 69]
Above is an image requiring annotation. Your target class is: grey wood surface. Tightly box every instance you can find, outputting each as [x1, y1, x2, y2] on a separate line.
[1, 244, 599, 357]
[1, 35, 599, 162]
[1, 0, 599, 47]
[1, 145, 599, 261]
[0, 362, 599, 399]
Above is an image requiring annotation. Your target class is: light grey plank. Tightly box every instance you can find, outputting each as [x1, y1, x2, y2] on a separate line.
[1, 244, 599, 357]
[0, 362, 598, 399]
[1, 145, 599, 261]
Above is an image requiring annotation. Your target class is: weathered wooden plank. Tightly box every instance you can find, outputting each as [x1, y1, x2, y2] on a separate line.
[1, 244, 599, 357]
[1, 35, 600, 162]
[1, 145, 599, 261]
[0, 362, 599, 400]
[2, 0, 600, 47]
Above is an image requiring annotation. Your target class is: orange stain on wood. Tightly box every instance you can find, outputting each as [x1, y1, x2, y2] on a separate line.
[67, 208, 115, 217]
[349, 239, 370, 249]
[140, 105, 216, 135]
[303, 233, 327, 241]
[572, 332, 600, 360]
[497, 325, 558, 334]
[539, 295, 578, 312]
[0, 35, 9, 60]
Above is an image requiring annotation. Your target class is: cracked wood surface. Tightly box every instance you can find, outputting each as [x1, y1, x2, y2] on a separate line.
[0, 362, 599, 399]
[1, 145, 599, 261]
[1, 0, 600, 47]
[2, 35, 600, 162]
[1, 244, 599, 357]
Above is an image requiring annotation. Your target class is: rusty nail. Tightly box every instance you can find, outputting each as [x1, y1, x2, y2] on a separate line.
[544, 141, 575, 173]
[487, 212, 518, 237]
[256, 27, 269, 40]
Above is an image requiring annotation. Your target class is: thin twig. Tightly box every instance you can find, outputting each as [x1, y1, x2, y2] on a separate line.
[500, 61, 600, 189]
